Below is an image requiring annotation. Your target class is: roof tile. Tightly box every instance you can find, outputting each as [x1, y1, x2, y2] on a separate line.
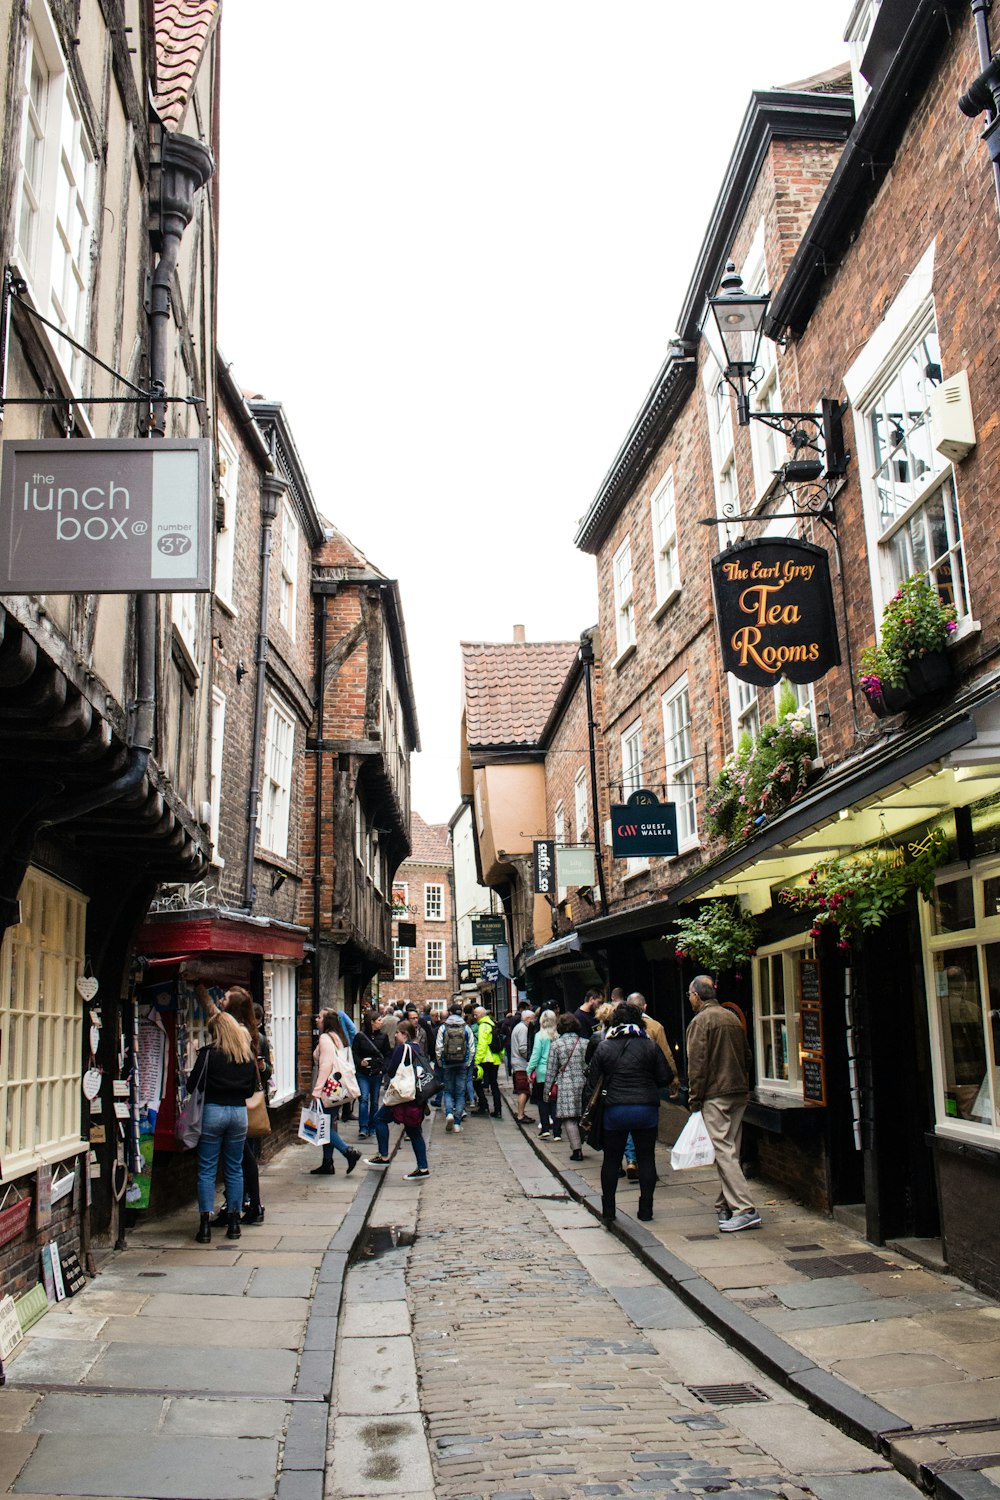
[153, 0, 219, 131]
[462, 641, 578, 748]
[408, 812, 450, 865]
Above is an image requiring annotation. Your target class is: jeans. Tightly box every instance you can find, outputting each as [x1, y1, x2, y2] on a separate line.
[197, 1103, 247, 1213]
[465, 1064, 475, 1105]
[441, 1066, 467, 1124]
[357, 1071, 382, 1134]
[321, 1105, 353, 1167]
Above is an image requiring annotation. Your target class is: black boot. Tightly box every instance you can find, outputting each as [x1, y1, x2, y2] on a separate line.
[601, 1200, 616, 1226]
[310, 1161, 335, 1175]
[196, 1213, 211, 1244]
[345, 1149, 361, 1176]
[242, 1205, 265, 1226]
[226, 1210, 241, 1240]
[637, 1194, 654, 1222]
[212, 1207, 228, 1226]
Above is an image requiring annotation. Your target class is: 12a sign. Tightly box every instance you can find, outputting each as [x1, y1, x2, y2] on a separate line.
[0, 439, 212, 593]
[712, 537, 840, 686]
[610, 791, 678, 859]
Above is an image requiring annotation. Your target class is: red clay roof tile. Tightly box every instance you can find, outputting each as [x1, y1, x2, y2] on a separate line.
[153, 1, 219, 131]
[461, 641, 578, 749]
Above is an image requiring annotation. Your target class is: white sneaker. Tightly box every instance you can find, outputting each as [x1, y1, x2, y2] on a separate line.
[445, 1113, 454, 1132]
[453, 1123, 462, 1133]
[719, 1209, 762, 1233]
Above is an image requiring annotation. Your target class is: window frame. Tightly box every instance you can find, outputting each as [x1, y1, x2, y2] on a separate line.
[393, 937, 410, 981]
[620, 718, 647, 877]
[650, 469, 680, 609]
[209, 688, 226, 865]
[574, 766, 589, 839]
[612, 535, 636, 658]
[424, 882, 445, 922]
[729, 673, 760, 748]
[703, 353, 740, 528]
[425, 938, 445, 982]
[751, 933, 811, 1095]
[278, 495, 299, 639]
[0, 867, 88, 1181]
[214, 425, 238, 611]
[662, 675, 697, 852]
[268, 963, 297, 1106]
[260, 697, 295, 858]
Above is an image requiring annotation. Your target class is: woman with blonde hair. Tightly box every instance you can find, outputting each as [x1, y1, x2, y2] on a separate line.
[189, 1010, 258, 1244]
[527, 1009, 560, 1139]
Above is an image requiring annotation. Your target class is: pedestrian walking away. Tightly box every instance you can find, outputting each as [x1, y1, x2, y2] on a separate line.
[527, 1008, 559, 1138]
[189, 1010, 259, 1243]
[474, 1005, 504, 1116]
[586, 1001, 671, 1225]
[311, 1010, 362, 1177]
[367, 1019, 432, 1177]
[352, 1011, 387, 1139]
[435, 1002, 475, 1132]
[546, 1012, 588, 1158]
[510, 1007, 537, 1122]
[686, 974, 760, 1232]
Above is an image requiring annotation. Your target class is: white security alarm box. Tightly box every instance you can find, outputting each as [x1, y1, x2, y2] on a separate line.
[930, 370, 976, 462]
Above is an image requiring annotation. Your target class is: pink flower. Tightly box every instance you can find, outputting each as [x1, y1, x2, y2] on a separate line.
[946, 620, 957, 632]
[809, 927, 821, 939]
[837, 940, 851, 952]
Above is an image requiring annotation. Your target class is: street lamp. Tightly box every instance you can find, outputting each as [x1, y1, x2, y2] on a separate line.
[706, 261, 770, 426]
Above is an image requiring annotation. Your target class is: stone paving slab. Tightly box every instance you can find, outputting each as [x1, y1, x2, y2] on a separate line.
[326, 1414, 434, 1497]
[12, 1434, 280, 1499]
[85, 1343, 299, 1394]
[97, 1315, 306, 1348]
[24, 1394, 166, 1434]
[136, 1292, 311, 1322]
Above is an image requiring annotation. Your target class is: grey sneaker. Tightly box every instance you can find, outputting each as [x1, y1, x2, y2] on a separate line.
[717, 1206, 732, 1224]
[719, 1209, 762, 1233]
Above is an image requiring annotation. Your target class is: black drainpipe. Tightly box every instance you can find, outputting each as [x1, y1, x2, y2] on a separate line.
[311, 587, 328, 1030]
[960, 1, 1000, 216]
[578, 630, 608, 915]
[243, 471, 285, 908]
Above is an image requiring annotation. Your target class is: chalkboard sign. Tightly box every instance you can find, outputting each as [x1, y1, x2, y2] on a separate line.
[801, 1005, 823, 1055]
[802, 1054, 826, 1105]
[799, 959, 821, 1005]
[59, 1251, 86, 1297]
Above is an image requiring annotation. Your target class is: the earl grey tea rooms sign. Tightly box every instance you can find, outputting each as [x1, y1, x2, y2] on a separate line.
[0, 439, 212, 593]
[711, 537, 840, 687]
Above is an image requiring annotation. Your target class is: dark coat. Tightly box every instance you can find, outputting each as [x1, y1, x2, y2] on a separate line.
[586, 1030, 670, 1109]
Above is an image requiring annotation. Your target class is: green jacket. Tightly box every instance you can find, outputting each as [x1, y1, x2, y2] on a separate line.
[475, 1016, 503, 1067]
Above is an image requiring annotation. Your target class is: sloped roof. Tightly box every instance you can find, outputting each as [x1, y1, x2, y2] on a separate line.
[153, 0, 219, 131]
[408, 812, 450, 865]
[462, 641, 578, 750]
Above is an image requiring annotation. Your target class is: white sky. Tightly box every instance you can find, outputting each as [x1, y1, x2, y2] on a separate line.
[218, 2, 850, 826]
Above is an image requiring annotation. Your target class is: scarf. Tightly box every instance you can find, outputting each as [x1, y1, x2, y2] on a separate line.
[605, 1023, 643, 1039]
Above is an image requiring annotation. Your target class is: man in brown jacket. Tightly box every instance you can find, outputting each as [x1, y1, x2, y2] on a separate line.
[627, 992, 680, 1090]
[686, 975, 760, 1233]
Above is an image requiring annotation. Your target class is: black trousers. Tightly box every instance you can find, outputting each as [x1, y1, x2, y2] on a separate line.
[601, 1126, 657, 1216]
[482, 1061, 502, 1114]
[242, 1138, 261, 1210]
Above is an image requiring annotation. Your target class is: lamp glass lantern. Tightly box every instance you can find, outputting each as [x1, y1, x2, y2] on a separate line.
[707, 261, 770, 426]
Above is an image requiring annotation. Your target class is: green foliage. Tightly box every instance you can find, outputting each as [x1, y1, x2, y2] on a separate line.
[779, 830, 946, 949]
[670, 900, 757, 977]
[706, 701, 818, 843]
[858, 573, 957, 697]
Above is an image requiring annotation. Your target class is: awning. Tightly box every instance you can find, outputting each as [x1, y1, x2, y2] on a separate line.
[576, 683, 1000, 944]
[524, 932, 583, 969]
[136, 907, 309, 961]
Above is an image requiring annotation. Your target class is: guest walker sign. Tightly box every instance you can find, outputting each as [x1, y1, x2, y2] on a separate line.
[711, 537, 840, 687]
[0, 439, 212, 593]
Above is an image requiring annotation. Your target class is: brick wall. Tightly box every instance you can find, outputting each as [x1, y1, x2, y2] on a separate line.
[0, 1168, 84, 1302]
[544, 655, 610, 936]
[381, 858, 456, 1012]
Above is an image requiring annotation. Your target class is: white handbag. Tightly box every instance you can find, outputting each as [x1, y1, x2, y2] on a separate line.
[382, 1045, 417, 1106]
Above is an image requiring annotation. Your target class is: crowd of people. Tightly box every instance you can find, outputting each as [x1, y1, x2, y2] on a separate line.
[182, 969, 760, 1239]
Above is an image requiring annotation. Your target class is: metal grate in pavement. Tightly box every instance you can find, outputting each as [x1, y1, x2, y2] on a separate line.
[784, 1242, 825, 1251]
[734, 1294, 782, 1310]
[931, 1456, 1000, 1472]
[787, 1251, 895, 1278]
[687, 1382, 770, 1406]
[685, 1233, 719, 1241]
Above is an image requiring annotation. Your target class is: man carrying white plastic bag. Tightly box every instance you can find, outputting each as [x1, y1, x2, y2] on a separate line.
[669, 1110, 716, 1170]
[684, 975, 761, 1233]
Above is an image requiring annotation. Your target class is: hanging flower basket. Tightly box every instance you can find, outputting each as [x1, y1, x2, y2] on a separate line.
[706, 691, 818, 843]
[668, 900, 757, 978]
[859, 575, 957, 718]
[779, 829, 946, 949]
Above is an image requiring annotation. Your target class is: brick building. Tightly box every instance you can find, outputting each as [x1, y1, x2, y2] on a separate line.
[381, 813, 456, 1014]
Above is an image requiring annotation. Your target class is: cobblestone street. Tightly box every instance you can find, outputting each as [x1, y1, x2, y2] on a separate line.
[328, 1115, 922, 1500]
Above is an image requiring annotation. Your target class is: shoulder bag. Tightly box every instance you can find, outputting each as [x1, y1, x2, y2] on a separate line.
[246, 1056, 271, 1139]
[177, 1049, 210, 1148]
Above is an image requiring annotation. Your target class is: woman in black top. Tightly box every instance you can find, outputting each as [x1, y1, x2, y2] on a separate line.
[353, 1014, 386, 1140]
[585, 1002, 670, 1226]
[189, 1011, 258, 1243]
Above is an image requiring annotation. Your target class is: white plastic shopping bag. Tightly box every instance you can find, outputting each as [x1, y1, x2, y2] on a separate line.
[382, 1044, 417, 1106]
[670, 1110, 716, 1170]
[298, 1100, 331, 1146]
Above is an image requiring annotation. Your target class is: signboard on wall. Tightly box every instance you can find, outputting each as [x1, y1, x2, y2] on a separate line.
[0, 439, 212, 592]
[556, 847, 596, 887]
[712, 537, 840, 686]
[471, 915, 505, 945]
[610, 790, 678, 860]
[397, 922, 417, 948]
[533, 840, 555, 895]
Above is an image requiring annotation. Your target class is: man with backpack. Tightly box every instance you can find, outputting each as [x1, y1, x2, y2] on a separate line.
[435, 1002, 474, 1132]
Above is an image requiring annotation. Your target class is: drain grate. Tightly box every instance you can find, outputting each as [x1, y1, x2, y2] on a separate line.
[137, 1271, 167, 1277]
[787, 1251, 895, 1279]
[735, 1294, 782, 1310]
[687, 1382, 770, 1406]
[785, 1242, 825, 1252]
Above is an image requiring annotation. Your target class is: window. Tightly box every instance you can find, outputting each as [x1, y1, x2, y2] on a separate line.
[775, 677, 816, 733]
[612, 536, 635, 657]
[393, 938, 409, 981]
[269, 963, 297, 1105]
[279, 496, 298, 637]
[863, 321, 969, 623]
[650, 470, 679, 607]
[214, 426, 238, 608]
[554, 800, 566, 900]
[752, 937, 810, 1092]
[261, 699, 295, 857]
[621, 719, 646, 876]
[426, 939, 445, 981]
[922, 861, 1000, 1141]
[15, 9, 96, 390]
[662, 677, 696, 850]
[355, 798, 365, 861]
[173, 592, 198, 666]
[0, 868, 87, 1180]
[575, 767, 589, 839]
[845, 0, 880, 111]
[209, 689, 226, 863]
[730, 675, 760, 746]
[424, 882, 444, 921]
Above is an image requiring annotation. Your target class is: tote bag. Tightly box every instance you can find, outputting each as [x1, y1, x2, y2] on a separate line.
[176, 1051, 209, 1148]
[298, 1099, 331, 1146]
[382, 1045, 417, 1106]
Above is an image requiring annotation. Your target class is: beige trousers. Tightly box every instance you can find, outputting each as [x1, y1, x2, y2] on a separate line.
[701, 1096, 754, 1215]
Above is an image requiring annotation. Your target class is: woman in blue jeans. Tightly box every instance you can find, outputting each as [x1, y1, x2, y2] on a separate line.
[365, 1021, 430, 1179]
[352, 1013, 387, 1138]
[190, 1012, 259, 1243]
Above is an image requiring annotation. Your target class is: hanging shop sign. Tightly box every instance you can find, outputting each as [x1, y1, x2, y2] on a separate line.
[712, 537, 840, 686]
[610, 790, 678, 860]
[0, 439, 212, 593]
[397, 921, 417, 948]
[533, 840, 556, 895]
[471, 915, 505, 945]
[481, 961, 501, 981]
[556, 847, 596, 888]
